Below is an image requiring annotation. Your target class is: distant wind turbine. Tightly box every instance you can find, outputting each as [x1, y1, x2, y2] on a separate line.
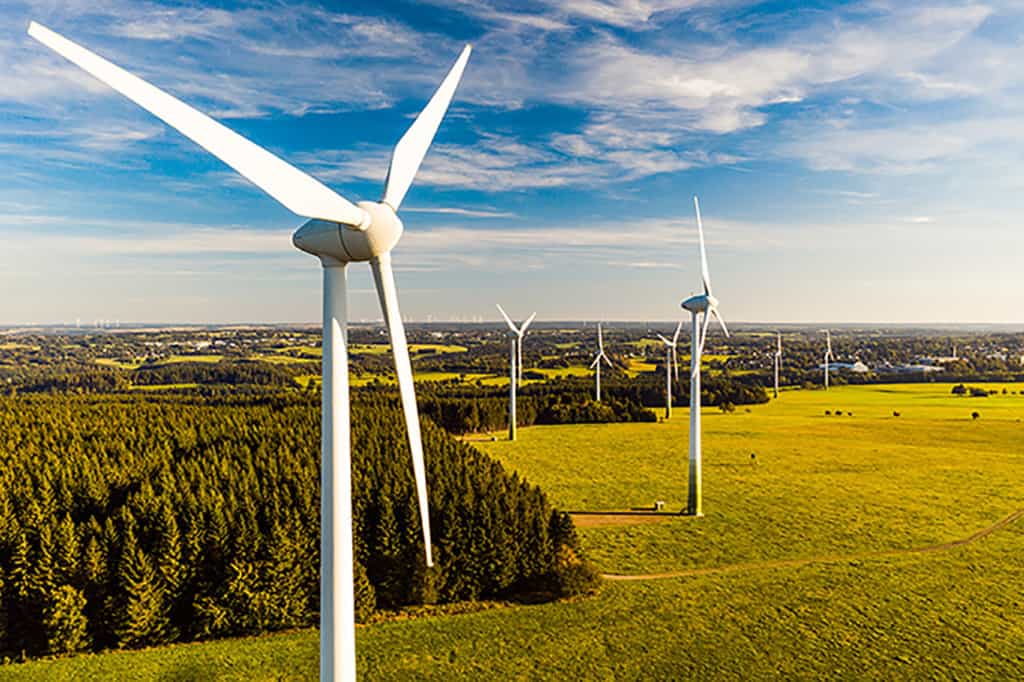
[590, 323, 612, 401]
[656, 321, 683, 419]
[28, 21, 471, 682]
[773, 332, 783, 399]
[497, 305, 536, 441]
[681, 197, 729, 517]
[821, 329, 834, 390]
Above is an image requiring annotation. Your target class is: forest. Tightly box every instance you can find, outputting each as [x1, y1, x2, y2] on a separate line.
[0, 392, 597, 658]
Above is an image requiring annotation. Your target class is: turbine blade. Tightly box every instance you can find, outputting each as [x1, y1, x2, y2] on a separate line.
[777, 332, 782, 354]
[27, 22, 367, 227]
[673, 346, 680, 382]
[520, 312, 537, 335]
[370, 253, 432, 567]
[697, 309, 713, 361]
[711, 307, 730, 338]
[672, 319, 683, 346]
[382, 45, 472, 210]
[495, 304, 517, 333]
[603, 353, 613, 368]
[590, 355, 601, 369]
[656, 334, 671, 345]
[693, 196, 712, 297]
[598, 323, 604, 352]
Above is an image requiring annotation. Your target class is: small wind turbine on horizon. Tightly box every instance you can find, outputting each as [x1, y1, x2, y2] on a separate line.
[590, 323, 612, 401]
[27, 21, 471, 682]
[773, 332, 783, 399]
[497, 304, 536, 441]
[821, 329, 834, 390]
[656, 321, 683, 419]
[681, 197, 729, 517]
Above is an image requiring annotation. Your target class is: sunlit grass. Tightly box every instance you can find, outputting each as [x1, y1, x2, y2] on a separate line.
[477, 383, 1024, 574]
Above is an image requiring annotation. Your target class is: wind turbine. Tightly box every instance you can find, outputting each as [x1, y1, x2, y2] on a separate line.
[773, 332, 783, 399]
[656, 321, 683, 419]
[681, 197, 729, 518]
[497, 305, 536, 387]
[496, 305, 536, 441]
[28, 22, 470, 681]
[590, 323, 612, 401]
[821, 329, 834, 390]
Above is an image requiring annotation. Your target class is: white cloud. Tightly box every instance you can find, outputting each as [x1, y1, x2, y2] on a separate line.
[3, 1, 456, 119]
[783, 116, 1024, 174]
[402, 206, 517, 218]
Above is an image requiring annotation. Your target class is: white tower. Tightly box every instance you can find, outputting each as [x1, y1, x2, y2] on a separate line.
[680, 197, 729, 517]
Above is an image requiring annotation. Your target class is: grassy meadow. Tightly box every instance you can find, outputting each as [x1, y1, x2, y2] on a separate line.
[4, 382, 1024, 680]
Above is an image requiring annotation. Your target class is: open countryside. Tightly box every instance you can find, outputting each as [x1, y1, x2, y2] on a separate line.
[4, 0, 1024, 679]
[3, 373, 1022, 680]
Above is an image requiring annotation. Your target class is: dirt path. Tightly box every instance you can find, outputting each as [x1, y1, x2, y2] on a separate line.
[602, 508, 1024, 582]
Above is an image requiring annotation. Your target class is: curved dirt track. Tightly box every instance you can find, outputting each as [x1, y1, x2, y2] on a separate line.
[602, 508, 1024, 582]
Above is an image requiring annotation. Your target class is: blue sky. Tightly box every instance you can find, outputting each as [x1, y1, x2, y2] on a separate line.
[1, 0, 1022, 324]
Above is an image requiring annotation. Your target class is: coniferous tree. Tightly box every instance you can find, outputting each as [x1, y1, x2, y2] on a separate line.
[154, 502, 184, 605]
[353, 559, 376, 624]
[53, 514, 80, 588]
[114, 541, 175, 648]
[265, 522, 311, 629]
[44, 585, 89, 655]
[30, 524, 57, 600]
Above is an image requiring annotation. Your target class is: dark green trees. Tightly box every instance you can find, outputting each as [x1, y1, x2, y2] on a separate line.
[0, 392, 594, 659]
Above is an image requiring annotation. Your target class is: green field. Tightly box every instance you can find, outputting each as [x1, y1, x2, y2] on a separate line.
[95, 353, 223, 371]
[94, 357, 142, 370]
[0, 342, 39, 351]
[625, 358, 658, 376]
[147, 354, 224, 366]
[4, 383, 1024, 680]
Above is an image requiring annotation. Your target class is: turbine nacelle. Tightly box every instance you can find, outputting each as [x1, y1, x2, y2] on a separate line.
[681, 293, 719, 314]
[293, 201, 404, 264]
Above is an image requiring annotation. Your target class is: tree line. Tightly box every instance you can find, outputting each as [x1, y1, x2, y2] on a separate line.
[0, 392, 596, 659]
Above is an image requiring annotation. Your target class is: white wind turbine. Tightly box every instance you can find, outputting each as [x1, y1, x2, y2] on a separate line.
[821, 329, 834, 390]
[28, 22, 470, 681]
[681, 197, 729, 517]
[656, 321, 683, 419]
[590, 323, 612, 401]
[496, 305, 536, 441]
[773, 332, 783, 399]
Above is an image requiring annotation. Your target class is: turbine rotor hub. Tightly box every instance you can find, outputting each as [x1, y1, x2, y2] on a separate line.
[681, 293, 717, 313]
[292, 201, 404, 264]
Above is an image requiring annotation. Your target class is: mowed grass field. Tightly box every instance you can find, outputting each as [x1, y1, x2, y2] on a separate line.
[479, 382, 1024, 575]
[4, 383, 1024, 680]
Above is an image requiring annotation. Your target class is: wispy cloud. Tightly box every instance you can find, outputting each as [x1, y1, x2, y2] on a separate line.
[402, 206, 517, 218]
[783, 116, 1024, 174]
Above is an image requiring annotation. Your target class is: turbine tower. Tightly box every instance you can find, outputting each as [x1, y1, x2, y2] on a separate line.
[681, 197, 729, 517]
[28, 22, 471, 681]
[496, 305, 536, 441]
[656, 321, 683, 419]
[821, 329, 834, 390]
[590, 323, 612, 401]
[773, 332, 783, 399]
